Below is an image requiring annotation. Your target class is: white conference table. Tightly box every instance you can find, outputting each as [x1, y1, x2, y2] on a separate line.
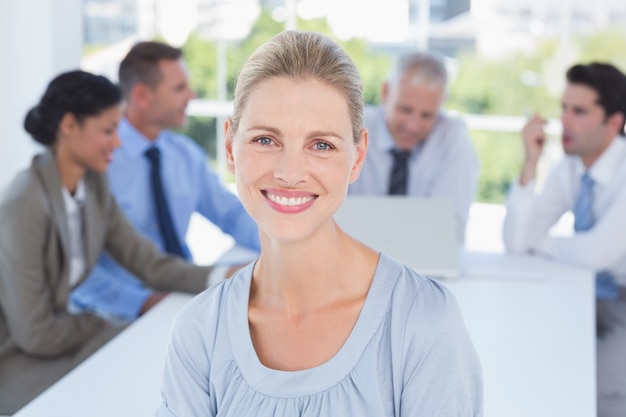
[14, 250, 596, 417]
[450, 251, 595, 417]
[12, 293, 190, 417]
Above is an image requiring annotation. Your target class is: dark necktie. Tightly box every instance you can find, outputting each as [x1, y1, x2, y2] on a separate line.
[573, 173, 619, 300]
[388, 149, 411, 195]
[145, 146, 186, 258]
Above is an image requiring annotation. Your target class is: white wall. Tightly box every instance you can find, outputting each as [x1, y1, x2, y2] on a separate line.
[0, 0, 82, 192]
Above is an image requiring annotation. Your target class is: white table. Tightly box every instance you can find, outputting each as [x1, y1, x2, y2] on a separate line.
[14, 251, 596, 417]
[13, 293, 191, 417]
[451, 251, 595, 417]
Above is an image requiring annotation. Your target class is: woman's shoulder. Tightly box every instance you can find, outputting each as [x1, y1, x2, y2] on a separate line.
[0, 156, 49, 212]
[172, 263, 253, 336]
[380, 254, 475, 361]
[378, 253, 460, 318]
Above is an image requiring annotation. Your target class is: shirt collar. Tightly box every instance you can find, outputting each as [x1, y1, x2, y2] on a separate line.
[575, 136, 625, 187]
[61, 178, 86, 216]
[117, 117, 168, 157]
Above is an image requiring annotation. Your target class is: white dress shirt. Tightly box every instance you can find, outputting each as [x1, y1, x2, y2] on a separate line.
[61, 179, 86, 288]
[349, 106, 480, 245]
[503, 137, 626, 286]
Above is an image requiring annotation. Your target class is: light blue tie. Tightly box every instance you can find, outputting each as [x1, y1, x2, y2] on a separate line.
[574, 173, 619, 300]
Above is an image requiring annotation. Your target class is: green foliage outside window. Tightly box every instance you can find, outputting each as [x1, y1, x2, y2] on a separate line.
[175, 7, 626, 204]
[470, 131, 524, 203]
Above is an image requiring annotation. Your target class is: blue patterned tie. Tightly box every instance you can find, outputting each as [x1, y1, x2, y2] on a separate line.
[574, 173, 619, 300]
[388, 149, 411, 195]
[145, 146, 187, 259]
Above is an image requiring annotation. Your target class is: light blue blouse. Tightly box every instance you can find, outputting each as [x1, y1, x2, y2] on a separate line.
[156, 253, 483, 416]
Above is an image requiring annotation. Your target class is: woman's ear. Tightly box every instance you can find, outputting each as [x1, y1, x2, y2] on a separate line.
[349, 128, 369, 184]
[224, 118, 236, 175]
[58, 112, 78, 138]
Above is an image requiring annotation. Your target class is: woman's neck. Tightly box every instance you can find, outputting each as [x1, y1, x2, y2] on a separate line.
[251, 222, 376, 312]
[54, 147, 85, 194]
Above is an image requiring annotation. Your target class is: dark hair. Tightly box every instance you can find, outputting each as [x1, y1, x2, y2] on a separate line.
[23, 70, 122, 146]
[118, 41, 183, 97]
[566, 62, 626, 135]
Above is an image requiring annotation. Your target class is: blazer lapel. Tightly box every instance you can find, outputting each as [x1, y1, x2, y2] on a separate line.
[34, 151, 71, 260]
[82, 172, 107, 271]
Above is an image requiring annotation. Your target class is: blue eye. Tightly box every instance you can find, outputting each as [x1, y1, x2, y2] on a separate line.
[314, 141, 334, 151]
[255, 136, 273, 146]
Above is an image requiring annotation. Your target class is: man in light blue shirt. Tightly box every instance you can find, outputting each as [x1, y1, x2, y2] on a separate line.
[71, 41, 260, 321]
[349, 52, 479, 245]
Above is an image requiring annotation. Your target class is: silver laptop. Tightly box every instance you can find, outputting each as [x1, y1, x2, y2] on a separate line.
[334, 196, 459, 279]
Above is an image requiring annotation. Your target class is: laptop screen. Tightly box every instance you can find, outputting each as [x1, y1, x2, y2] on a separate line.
[334, 196, 459, 279]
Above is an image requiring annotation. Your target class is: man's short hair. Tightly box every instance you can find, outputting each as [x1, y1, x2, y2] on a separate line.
[566, 62, 626, 135]
[387, 51, 448, 92]
[118, 41, 183, 97]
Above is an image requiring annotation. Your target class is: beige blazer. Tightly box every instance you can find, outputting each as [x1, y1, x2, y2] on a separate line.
[0, 151, 210, 358]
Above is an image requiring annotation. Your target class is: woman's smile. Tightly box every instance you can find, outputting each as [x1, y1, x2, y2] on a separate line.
[262, 189, 318, 213]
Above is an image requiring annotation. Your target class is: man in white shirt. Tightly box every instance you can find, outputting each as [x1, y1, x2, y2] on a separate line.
[503, 62, 626, 417]
[349, 52, 479, 245]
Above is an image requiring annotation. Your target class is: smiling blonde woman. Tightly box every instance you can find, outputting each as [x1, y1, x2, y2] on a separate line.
[157, 31, 483, 417]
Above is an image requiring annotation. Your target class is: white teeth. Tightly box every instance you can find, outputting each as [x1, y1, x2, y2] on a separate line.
[267, 193, 314, 207]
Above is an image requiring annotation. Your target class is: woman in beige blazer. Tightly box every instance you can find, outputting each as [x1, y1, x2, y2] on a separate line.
[0, 70, 211, 414]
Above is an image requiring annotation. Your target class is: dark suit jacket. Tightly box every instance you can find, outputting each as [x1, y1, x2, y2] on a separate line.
[0, 151, 210, 358]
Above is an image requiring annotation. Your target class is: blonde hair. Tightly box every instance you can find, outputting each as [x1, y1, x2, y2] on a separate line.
[232, 31, 364, 143]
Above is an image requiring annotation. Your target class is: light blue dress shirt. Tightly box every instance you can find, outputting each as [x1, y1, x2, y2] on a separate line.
[349, 106, 480, 244]
[156, 253, 483, 417]
[70, 118, 260, 320]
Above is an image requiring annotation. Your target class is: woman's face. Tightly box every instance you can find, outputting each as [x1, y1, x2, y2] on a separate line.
[225, 77, 368, 243]
[60, 104, 122, 172]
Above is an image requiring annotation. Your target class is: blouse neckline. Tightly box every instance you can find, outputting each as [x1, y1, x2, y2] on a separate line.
[227, 252, 399, 398]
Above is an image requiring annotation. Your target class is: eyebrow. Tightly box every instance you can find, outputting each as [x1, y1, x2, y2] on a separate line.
[246, 125, 280, 135]
[246, 125, 347, 141]
[562, 101, 591, 112]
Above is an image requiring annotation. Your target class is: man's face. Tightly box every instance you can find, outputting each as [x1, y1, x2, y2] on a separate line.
[561, 83, 616, 166]
[145, 59, 196, 129]
[382, 71, 445, 150]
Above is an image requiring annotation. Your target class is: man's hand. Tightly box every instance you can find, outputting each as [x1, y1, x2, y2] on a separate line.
[520, 113, 547, 186]
[139, 292, 168, 315]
